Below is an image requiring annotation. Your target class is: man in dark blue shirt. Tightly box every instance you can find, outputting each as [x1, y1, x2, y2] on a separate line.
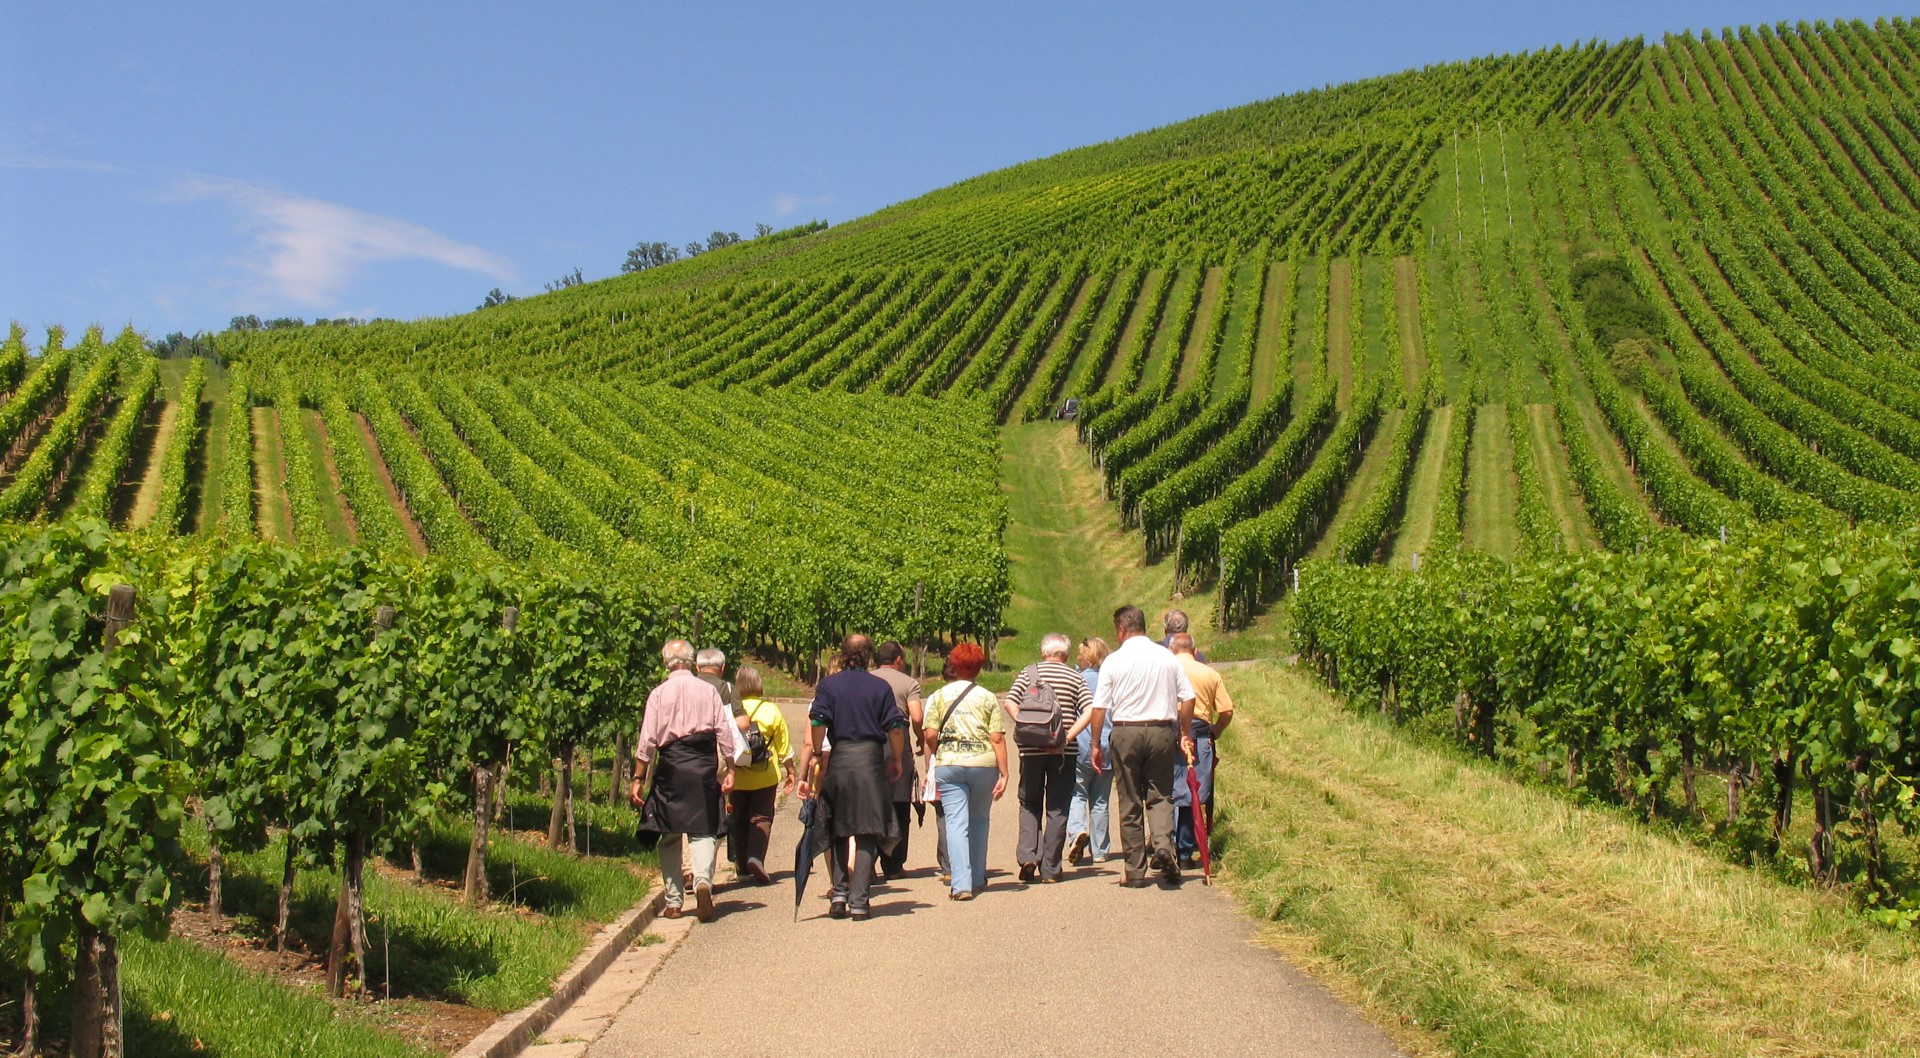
[795, 634, 908, 920]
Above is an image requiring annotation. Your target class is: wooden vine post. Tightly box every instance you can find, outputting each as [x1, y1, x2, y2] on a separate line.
[71, 584, 136, 1058]
[329, 604, 392, 998]
[912, 581, 925, 679]
[465, 604, 518, 906]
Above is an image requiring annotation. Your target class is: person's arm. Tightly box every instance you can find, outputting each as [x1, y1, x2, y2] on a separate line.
[794, 723, 826, 800]
[629, 701, 659, 806]
[1000, 668, 1028, 721]
[886, 724, 908, 783]
[1064, 710, 1094, 742]
[771, 711, 799, 789]
[907, 689, 926, 753]
[1211, 679, 1235, 740]
[991, 731, 1009, 800]
[1087, 670, 1113, 772]
[1175, 663, 1199, 761]
[1063, 677, 1096, 741]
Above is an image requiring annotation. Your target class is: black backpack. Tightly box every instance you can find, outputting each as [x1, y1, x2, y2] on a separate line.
[741, 699, 772, 766]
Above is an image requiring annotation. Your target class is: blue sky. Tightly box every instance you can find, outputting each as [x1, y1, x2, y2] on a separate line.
[1, 1, 1902, 338]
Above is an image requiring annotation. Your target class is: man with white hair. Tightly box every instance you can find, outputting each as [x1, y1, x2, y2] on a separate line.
[695, 647, 749, 730]
[632, 639, 749, 922]
[1002, 632, 1094, 883]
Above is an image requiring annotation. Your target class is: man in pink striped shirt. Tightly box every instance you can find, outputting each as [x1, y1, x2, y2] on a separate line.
[630, 639, 749, 921]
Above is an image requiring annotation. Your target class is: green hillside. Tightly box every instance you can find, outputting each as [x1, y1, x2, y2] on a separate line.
[9, 19, 1920, 642]
[183, 20, 1910, 599]
[14, 16, 1920, 1058]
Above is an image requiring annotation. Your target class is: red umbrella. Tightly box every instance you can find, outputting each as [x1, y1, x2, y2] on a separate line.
[1184, 763, 1212, 885]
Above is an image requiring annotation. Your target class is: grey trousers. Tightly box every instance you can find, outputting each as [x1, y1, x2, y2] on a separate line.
[1016, 751, 1075, 879]
[1110, 723, 1178, 881]
[828, 835, 880, 912]
[659, 834, 718, 908]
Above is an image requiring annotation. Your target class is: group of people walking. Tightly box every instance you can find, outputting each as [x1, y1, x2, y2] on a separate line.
[628, 604, 1233, 921]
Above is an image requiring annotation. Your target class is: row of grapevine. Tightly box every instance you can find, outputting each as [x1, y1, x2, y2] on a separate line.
[67, 355, 160, 521]
[0, 324, 25, 396]
[1294, 524, 1920, 894]
[273, 380, 333, 547]
[318, 385, 416, 556]
[1135, 379, 1296, 549]
[218, 367, 255, 535]
[1174, 377, 1337, 581]
[149, 359, 207, 536]
[1330, 373, 1433, 563]
[0, 351, 120, 521]
[1018, 269, 1115, 421]
[0, 341, 74, 461]
[982, 259, 1090, 418]
[0, 520, 669, 1054]
[947, 257, 1076, 399]
[1215, 379, 1386, 625]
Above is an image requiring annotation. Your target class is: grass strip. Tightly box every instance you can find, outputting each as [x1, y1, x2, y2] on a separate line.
[1219, 661, 1920, 1058]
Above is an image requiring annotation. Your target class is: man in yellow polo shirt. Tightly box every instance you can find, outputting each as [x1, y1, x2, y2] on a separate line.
[1170, 632, 1232, 870]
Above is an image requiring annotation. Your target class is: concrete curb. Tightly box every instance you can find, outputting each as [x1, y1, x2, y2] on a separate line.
[453, 884, 667, 1058]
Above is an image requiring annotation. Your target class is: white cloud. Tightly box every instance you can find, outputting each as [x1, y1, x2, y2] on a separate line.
[174, 178, 515, 306]
[772, 191, 833, 218]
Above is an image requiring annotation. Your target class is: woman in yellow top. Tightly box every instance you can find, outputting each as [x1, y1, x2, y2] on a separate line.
[922, 643, 1007, 900]
[726, 666, 795, 885]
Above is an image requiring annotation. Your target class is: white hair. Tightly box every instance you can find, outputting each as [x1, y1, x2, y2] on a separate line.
[663, 640, 696, 670]
[1040, 633, 1072, 659]
[1162, 609, 1190, 634]
[695, 647, 726, 670]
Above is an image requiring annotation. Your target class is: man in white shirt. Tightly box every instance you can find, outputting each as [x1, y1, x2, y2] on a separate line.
[1087, 605, 1197, 887]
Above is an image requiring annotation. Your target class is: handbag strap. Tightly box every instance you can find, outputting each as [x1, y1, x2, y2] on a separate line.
[936, 682, 980, 738]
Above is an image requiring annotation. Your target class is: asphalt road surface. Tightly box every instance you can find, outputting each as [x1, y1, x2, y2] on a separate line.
[584, 700, 1404, 1058]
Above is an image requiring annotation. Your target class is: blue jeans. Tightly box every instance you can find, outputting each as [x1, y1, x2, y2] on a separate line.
[935, 764, 996, 895]
[1067, 754, 1112, 860]
[1172, 728, 1215, 858]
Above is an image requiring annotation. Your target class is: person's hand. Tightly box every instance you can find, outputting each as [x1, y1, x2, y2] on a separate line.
[1181, 736, 1196, 765]
[992, 774, 1008, 801]
[796, 779, 813, 801]
[1090, 747, 1106, 774]
[886, 757, 904, 783]
[628, 779, 645, 807]
[721, 769, 735, 795]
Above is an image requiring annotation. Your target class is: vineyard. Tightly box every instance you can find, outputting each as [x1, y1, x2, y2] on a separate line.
[9, 14, 1920, 1057]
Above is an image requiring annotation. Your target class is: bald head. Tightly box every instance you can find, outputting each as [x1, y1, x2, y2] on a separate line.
[1170, 632, 1195, 656]
[662, 639, 695, 670]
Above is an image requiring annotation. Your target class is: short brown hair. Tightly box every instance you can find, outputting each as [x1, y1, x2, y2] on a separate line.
[735, 665, 764, 699]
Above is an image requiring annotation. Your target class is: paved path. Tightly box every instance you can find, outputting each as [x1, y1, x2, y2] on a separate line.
[574, 701, 1402, 1058]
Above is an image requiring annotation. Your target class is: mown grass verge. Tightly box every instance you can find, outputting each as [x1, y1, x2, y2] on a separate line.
[1218, 661, 1920, 1058]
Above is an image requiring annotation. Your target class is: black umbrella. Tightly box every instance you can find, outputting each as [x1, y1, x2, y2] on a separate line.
[792, 796, 825, 920]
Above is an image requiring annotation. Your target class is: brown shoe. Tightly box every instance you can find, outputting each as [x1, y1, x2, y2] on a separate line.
[661, 906, 684, 919]
[745, 858, 772, 886]
[693, 882, 715, 923]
